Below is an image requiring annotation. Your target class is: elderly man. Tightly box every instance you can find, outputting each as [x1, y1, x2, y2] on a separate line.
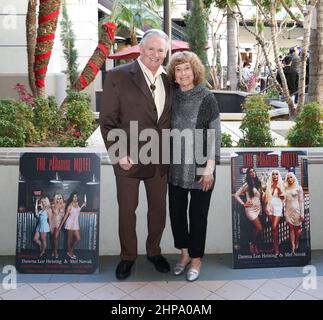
[100, 29, 171, 280]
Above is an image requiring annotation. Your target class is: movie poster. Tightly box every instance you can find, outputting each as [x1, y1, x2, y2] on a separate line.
[16, 153, 100, 274]
[231, 150, 310, 268]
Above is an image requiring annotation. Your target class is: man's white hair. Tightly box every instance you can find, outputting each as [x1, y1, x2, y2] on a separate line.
[140, 29, 170, 51]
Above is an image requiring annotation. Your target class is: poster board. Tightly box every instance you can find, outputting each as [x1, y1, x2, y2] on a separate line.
[16, 152, 100, 274]
[231, 150, 310, 268]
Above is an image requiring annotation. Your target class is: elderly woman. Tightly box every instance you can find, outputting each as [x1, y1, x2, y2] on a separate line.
[284, 172, 304, 254]
[167, 52, 221, 281]
[264, 170, 285, 255]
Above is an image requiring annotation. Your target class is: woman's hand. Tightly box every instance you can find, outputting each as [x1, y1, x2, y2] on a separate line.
[265, 206, 271, 216]
[277, 186, 284, 198]
[244, 200, 252, 208]
[198, 174, 214, 192]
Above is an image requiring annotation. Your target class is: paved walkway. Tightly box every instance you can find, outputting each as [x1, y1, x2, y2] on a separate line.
[1, 252, 322, 300]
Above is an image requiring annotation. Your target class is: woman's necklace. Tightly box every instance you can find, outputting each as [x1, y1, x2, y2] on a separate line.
[143, 71, 157, 98]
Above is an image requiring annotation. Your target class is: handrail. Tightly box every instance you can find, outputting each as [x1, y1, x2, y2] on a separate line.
[257, 79, 308, 97]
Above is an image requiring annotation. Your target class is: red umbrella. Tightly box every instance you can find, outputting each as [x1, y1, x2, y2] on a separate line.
[109, 40, 206, 60]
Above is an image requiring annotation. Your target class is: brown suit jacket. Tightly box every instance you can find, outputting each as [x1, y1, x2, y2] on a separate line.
[100, 60, 171, 178]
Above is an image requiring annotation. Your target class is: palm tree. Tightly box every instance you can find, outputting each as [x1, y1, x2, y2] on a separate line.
[308, 0, 323, 106]
[227, 5, 238, 90]
[297, 1, 318, 110]
[142, 0, 164, 14]
[26, 0, 38, 97]
[33, 0, 61, 97]
[115, 0, 162, 45]
[269, 0, 296, 117]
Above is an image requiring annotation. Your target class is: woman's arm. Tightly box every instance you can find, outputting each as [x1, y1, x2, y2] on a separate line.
[197, 93, 220, 192]
[35, 199, 39, 216]
[276, 186, 285, 200]
[47, 208, 54, 231]
[205, 93, 221, 166]
[234, 184, 247, 206]
[57, 205, 71, 230]
[298, 186, 305, 219]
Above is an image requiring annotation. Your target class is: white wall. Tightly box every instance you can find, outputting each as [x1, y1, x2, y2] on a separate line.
[0, 148, 322, 256]
[0, 1, 100, 108]
[0, 0, 99, 73]
[0, 1, 28, 73]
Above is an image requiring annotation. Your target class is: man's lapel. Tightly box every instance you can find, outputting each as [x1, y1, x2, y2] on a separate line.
[130, 60, 155, 105]
[158, 72, 170, 123]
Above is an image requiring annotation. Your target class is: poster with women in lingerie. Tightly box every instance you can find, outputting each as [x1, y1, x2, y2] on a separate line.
[231, 150, 311, 268]
[16, 153, 100, 274]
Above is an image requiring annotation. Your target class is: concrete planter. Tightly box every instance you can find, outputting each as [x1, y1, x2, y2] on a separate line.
[1, 147, 322, 256]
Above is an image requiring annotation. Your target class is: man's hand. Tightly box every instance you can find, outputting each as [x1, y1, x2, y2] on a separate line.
[119, 156, 134, 171]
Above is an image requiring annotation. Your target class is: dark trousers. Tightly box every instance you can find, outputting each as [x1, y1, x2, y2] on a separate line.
[168, 183, 213, 258]
[116, 167, 167, 261]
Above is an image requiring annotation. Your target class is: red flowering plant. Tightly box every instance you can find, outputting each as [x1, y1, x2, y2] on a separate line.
[13, 83, 34, 106]
[58, 91, 94, 147]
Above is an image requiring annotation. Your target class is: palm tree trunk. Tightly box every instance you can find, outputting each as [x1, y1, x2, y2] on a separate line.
[298, 1, 318, 111]
[34, 0, 61, 97]
[72, 22, 117, 92]
[130, 28, 138, 46]
[227, 6, 238, 90]
[26, 0, 38, 97]
[308, 0, 323, 106]
[269, 0, 296, 118]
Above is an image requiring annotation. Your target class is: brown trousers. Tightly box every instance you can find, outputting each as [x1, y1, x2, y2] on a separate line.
[115, 166, 167, 261]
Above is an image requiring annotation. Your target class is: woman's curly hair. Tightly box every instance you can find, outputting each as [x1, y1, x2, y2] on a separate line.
[167, 51, 205, 87]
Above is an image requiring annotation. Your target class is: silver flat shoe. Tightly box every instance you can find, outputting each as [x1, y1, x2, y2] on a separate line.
[186, 267, 200, 282]
[173, 261, 190, 276]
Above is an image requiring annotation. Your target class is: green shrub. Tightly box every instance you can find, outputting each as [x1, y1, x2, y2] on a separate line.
[264, 89, 279, 99]
[221, 132, 233, 147]
[287, 102, 323, 147]
[0, 120, 25, 147]
[0, 99, 39, 146]
[59, 91, 94, 147]
[238, 95, 275, 147]
[33, 96, 60, 140]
